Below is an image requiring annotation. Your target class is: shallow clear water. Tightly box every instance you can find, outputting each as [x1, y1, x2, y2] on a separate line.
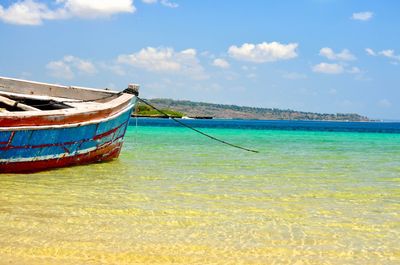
[1, 122, 399, 264]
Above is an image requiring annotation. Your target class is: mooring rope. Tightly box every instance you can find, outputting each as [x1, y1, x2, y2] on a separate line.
[60, 91, 124, 103]
[7, 87, 258, 153]
[136, 97, 259, 153]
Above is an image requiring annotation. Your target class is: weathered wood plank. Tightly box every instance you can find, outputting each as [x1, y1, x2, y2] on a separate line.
[0, 95, 41, 111]
[0, 76, 117, 100]
[0, 90, 81, 102]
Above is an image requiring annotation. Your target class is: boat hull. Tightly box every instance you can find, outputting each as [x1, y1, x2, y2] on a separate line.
[0, 105, 133, 173]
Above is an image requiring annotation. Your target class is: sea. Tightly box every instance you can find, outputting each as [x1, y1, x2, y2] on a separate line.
[0, 119, 399, 264]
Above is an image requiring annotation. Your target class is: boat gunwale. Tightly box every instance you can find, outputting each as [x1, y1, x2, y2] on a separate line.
[0, 93, 134, 118]
[0, 76, 120, 96]
[0, 76, 137, 128]
[0, 76, 132, 116]
[0, 103, 134, 132]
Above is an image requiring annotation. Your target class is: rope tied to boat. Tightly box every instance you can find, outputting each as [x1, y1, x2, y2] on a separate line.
[136, 97, 259, 153]
[55, 85, 137, 104]
[5, 84, 258, 153]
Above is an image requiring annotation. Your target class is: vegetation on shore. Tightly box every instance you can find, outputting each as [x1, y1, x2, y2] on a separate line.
[134, 103, 184, 118]
[135, 98, 370, 121]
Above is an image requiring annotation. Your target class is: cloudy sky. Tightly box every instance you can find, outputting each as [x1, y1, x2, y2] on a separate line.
[0, 0, 399, 119]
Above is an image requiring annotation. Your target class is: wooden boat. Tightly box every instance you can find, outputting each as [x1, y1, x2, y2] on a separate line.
[0, 77, 138, 173]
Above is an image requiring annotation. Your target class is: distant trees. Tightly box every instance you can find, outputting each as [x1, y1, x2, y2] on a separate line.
[139, 98, 369, 121]
[134, 102, 184, 118]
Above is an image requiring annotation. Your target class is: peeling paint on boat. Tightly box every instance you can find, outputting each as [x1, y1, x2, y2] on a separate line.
[0, 77, 137, 173]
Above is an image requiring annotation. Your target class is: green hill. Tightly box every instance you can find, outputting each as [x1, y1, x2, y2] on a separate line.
[136, 98, 369, 121]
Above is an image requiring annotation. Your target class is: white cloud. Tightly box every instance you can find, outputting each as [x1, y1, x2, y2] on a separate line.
[160, 0, 178, 8]
[142, 0, 158, 3]
[351, 11, 373, 21]
[379, 49, 400, 60]
[199, 51, 214, 59]
[0, 0, 64, 25]
[141, 0, 178, 8]
[0, 0, 135, 25]
[228, 41, 298, 63]
[117, 47, 208, 79]
[315, 48, 360, 75]
[46, 61, 74, 79]
[365, 48, 376, 56]
[312, 63, 361, 75]
[319, 47, 356, 61]
[46, 55, 96, 79]
[312, 63, 344, 74]
[59, 0, 135, 18]
[366, 48, 400, 62]
[117, 47, 179, 71]
[212, 58, 230, 69]
[379, 50, 394, 57]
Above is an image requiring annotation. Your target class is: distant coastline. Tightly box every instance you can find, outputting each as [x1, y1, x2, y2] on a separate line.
[136, 98, 370, 122]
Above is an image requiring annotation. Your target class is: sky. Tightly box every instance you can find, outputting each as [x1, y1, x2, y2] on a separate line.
[0, 0, 399, 120]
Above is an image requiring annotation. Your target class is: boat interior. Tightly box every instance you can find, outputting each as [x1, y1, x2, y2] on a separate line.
[0, 77, 120, 113]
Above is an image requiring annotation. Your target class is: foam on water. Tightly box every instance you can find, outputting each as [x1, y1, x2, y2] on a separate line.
[0, 123, 399, 264]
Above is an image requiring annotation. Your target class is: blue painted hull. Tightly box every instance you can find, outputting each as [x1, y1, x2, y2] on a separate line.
[0, 106, 133, 173]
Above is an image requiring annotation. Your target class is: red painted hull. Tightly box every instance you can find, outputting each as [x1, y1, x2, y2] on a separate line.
[0, 100, 131, 127]
[1, 104, 135, 173]
[0, 77, 137, 173]
[0, 140, 123, 173]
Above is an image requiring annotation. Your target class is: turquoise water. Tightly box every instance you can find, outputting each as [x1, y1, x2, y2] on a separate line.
[0, 124, 399, 264]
